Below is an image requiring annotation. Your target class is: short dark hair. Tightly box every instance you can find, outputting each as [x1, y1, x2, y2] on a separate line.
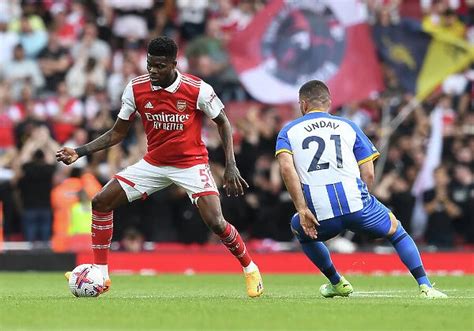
[147, 36, 178, 59]
[299, 80, 331, 104]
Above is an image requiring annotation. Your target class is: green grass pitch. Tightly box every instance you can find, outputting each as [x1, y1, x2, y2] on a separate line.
[0, 273, 472, 331]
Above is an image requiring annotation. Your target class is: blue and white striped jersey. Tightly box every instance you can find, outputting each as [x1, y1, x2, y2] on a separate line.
[275, 111, 380, 221]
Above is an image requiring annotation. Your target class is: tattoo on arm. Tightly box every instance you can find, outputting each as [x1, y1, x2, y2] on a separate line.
[74, 130, 116, 157]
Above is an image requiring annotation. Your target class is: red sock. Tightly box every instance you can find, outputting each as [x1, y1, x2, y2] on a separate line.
[218, 222, 252, 267]
[91, 210, 113, 265]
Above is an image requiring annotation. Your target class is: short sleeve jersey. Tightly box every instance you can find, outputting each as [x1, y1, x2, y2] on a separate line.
[118, 71, 224, 168]
[275, 111, 379, 220]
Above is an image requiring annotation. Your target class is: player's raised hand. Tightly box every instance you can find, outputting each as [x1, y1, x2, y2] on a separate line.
[222, 163, 249, 197]
[298, 208, 320, 239]
[56, 147, 79, 165]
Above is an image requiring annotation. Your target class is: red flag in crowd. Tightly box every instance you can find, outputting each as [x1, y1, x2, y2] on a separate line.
[228, 0, 384, 107]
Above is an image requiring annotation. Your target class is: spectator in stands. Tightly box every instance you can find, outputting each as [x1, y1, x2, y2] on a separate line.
[50, 167, 102, 252]
[176, 0, 209, 41]
[213, 0, 255, 42]
[49, 3, 77, 48]
[450, 164, 474, 243]
[69, 190, 92, 235]
[235, 108, 261, 181]
[374, 170, 416, 234]
[45, 81, 84, 144]
[111, 38, 147, 75]
[185, 18, 230, 94]
[0, 14, 19, 73]
[66, 56, 106, 99]
[251, 154, 290, 240]
[67, 0, 87, 34]
[107, 59, 139, 110]
[17, 14, 48, 58]
[16, 125, 58, 245]
[38, 31, 71, 95]
[255, 108, 282, 156]
[120, 227, 145, 252]
[84, 88, 112, 126]
[423, 166, 462, 247]
[186, 16, 244, 101]
[149, 2, 177, 40]
[13, 86, 49, 150]
[15, 84, 47, 122]
[0, 100, 17, 151]
[2, 44, 45, 101]
[70, 22, 111, 70]
[84, 92, 114, 139]
[0, 83, 22, 125]
[107, 0, 153, 41]
[422, 1, 466, 36]
[8, 1, 46, 34]
[340, 102, 373, 130]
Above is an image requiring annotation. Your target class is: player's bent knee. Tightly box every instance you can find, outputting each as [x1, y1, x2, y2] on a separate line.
[200, 209, 226, 233]
[197, 196, 226, 233]
[207, 218, 226, 234]
[386, 213, 399, 237]
[91, 193, 112, 213]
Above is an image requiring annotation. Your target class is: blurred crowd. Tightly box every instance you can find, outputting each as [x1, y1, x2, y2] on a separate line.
[0, 0, 472, 251]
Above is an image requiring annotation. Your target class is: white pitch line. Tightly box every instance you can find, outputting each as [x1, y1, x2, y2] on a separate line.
[356, 290, 412, 294]
[352, 291, 413, 298]
[351, 290, 474, 299]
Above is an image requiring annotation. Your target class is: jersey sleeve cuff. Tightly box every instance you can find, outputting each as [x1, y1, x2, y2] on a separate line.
[275, 149, 293, 157]
[357, 152, 380, 165]
[117, 112, 135, 121]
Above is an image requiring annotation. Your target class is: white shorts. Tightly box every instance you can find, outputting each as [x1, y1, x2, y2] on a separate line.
[114, 159, 219, 204]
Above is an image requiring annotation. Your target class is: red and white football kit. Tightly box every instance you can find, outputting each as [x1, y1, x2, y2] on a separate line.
[88, 73, 263, 296]
[114, 70, 223, 203]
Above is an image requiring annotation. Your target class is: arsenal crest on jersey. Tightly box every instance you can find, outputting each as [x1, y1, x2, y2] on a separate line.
[176, 100, 187, 112]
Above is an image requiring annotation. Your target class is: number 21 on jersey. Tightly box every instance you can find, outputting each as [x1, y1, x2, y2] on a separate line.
[302, 135, 343, 172]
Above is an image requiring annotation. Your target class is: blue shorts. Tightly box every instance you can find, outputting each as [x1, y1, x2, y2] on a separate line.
[291, 195, 392, 242]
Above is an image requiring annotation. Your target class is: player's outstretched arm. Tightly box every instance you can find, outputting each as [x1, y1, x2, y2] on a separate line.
[277, 152, 319, 239]
[212, 110, 249, 197]
[56, 118, 132, 165]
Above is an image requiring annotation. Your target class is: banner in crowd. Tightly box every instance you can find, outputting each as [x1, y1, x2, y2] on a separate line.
[228, 0, 383, 106]
[372, 19, 474, 100]
[410, 106, 444, 239]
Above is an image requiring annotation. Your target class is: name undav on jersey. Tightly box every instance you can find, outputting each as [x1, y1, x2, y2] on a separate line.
[144, 112, 190, 130]
[303, 119, 340, 132]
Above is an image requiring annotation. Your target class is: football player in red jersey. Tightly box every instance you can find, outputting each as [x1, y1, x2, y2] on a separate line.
[57, 36, 263, 297]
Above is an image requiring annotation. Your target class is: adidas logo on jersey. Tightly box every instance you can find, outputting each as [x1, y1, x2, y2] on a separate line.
[145, 101, 154, 109]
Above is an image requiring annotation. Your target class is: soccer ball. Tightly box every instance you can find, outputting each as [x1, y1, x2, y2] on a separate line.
[68, 264, 105, 297]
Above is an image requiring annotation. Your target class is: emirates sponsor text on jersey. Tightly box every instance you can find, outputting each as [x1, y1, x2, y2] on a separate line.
[144, 112, 191, 130]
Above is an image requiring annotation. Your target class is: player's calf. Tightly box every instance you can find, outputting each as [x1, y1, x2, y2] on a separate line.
[290, 214, 343, 287]
[388, 219, 432, 288]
